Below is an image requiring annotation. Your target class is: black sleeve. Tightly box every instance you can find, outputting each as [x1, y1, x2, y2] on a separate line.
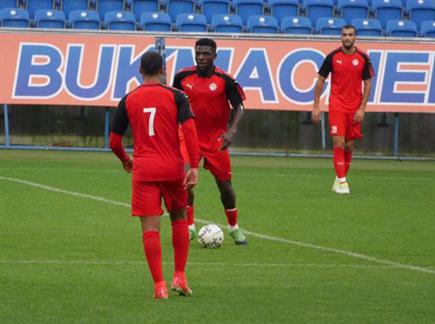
[224, 76, 244, 108]
[110, 95, 129, 135]
[172, 73, 183, 90]
[318, 53, 333, 78]
[362, 55, 374, 80]
[175, 90, 194, 123]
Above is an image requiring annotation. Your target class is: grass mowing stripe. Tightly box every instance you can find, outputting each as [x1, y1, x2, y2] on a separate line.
[2, 175, 435, 276]
[0, 260, 400, 269]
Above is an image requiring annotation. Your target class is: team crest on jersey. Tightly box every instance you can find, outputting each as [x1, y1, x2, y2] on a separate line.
[209, 83, 217, 91]
[352, 59, 359, 66]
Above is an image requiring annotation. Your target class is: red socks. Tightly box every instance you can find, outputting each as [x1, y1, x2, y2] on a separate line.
[225, 208, 238, 227]
[186, 205, 194, 226]
[142, 231, 163, 283]
[333, 147, 346, 179]
[171, 219, 189, 273]
[344, 150, 352, 175]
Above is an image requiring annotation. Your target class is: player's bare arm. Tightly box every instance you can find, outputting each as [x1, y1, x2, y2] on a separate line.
[354, 78, 372, 123]
[312, 75, 326, 124]
[220, 103, 244, 151]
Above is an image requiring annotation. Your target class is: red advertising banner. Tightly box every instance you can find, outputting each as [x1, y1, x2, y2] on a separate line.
[0, 30, 434, 112]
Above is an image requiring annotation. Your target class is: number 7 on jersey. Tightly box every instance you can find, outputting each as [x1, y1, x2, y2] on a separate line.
[143, 107, 156, 136]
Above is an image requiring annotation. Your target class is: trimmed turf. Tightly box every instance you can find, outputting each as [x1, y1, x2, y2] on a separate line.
[1, 150, 434, 323]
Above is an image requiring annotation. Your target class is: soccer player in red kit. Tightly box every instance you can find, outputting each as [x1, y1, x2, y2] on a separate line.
[312, 25, 374, 194]
[110, 52, 200, 299]
[173, 38, 247, 245]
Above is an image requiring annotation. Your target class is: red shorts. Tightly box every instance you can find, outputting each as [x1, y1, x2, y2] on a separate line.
[201, 148, 232, 181]
[131, 179, 187, 217]
[329, 110, 363, 140]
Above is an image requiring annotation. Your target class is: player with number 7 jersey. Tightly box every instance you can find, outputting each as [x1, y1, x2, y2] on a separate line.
[110, 51, 200, 299]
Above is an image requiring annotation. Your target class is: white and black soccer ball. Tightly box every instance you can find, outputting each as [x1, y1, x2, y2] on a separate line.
[198, 224, 224, 248]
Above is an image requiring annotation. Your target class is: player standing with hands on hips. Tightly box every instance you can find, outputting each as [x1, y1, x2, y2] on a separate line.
[312, 25, 374, 194]
[173, 38, 248, 245]
[110, 52, 200, 299]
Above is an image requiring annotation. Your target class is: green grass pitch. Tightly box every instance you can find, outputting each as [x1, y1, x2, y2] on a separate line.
[1, 150, 434, 323]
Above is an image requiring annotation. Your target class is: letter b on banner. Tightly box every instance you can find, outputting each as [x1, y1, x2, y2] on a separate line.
[14, 44, 63, 98]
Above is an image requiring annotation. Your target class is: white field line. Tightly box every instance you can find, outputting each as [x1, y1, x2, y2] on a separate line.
[0, 259, 398, 270]
[1, 175, 434, 276]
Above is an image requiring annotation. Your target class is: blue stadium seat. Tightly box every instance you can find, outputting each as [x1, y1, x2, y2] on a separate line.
[247, 15, 279, 33]
[35, 9, 66, 28]
[0, 7, 29, 27]
[352, 18, 383, 36]
[233, 0, 264, 25]
[131, 0, 159, 21]
[167, 0, 195, 22]
[268, 0, 298, 24]
[200, 0, 230, 24]
[141, 11, 171, 30]
[337, 0, 369, 24]
[97, 0, 124, 19]
[211, 13, 243, 32]
[386, 19, 418, 37]
[105, 10, 136, 29]
[69, 10, 100, 29]
[372, 0, 402, 29]
[304, 0, 334, 25]
[26, 0, 54, 19]
[281, 16, 312, 34]
[407, 0, 435, 30]
[0, 0, 19, 10]
[316, 17, 345, 34]
[420, 20, 435, 36]
[61, 0, 89, 18]
[176, 12, 207, 31]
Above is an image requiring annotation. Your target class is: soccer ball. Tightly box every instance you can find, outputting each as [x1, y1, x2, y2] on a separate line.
[198, 224, 224, 248]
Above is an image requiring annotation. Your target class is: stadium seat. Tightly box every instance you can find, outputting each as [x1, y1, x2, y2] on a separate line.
[176, 13, 207, 31]
[407, 0, 435, 30]
[105, 10, 136, 29]
[372, 0, 402, 29]
[167, 0, 195, 22]
[211, 13, 243, 32]
[26, 0, 54, 19]
[316, 17, 346, 34]
[35, 9, 66, 28]
[61, 0, 89, 18]
[69, 9, 100, 29]
[141, 11, 171, 30]
[268, 0, 298, 24]
[0, 0, 19, 10]
[200, 0, 230, 24]
[352, 18, 382, 36]
[131, 0, 159, 21]
[0, 7, 29, 27]
[337, 0, 369, 24]
[96, 0, 124, 19]
[247, 15, 279, 33]
[386, 19, 418, 37]
[233, 0, 264, 25]
[420, 20, 435, 36]
[281, 16, 312, 34]
[304, 0, 334, 25]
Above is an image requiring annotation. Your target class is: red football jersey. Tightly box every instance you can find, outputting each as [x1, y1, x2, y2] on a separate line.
[173, 66, 246, 149]
[319, 47, 374, 113]
[111, 83, 194, 181]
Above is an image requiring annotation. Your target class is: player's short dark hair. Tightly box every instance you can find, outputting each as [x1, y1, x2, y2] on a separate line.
[342, 24, 357, 35]
[195, 38, 217, 52]
[140, 51, 163, 76]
